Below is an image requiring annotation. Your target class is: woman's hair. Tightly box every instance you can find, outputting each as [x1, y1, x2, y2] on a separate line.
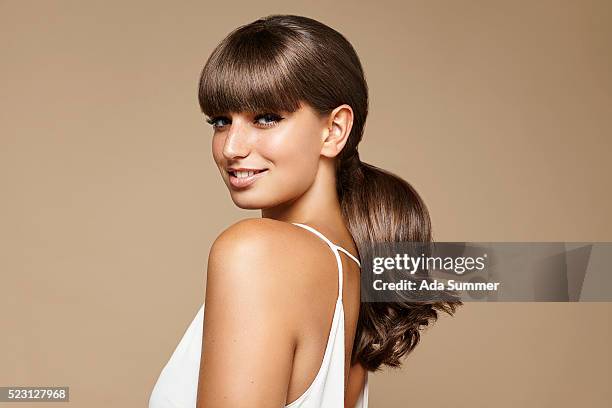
[198, 14, 462, 372]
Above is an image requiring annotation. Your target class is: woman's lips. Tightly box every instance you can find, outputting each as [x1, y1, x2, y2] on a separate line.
[228, 169, 269, 189]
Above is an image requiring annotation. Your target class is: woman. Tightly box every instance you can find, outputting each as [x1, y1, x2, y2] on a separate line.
[149, 14, 460, 408]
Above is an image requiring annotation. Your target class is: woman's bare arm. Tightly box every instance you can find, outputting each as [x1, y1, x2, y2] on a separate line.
[346, 362, 367, 408]
[196, 219, 299, 407]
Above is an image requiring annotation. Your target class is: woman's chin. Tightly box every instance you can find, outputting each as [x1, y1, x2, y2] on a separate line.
[233, 201, 263, 210]
[228, 193, 267, 210]
[229, 191, 292, 211]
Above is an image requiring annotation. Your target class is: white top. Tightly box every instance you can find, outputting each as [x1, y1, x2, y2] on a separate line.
[149, 222, 369, 407]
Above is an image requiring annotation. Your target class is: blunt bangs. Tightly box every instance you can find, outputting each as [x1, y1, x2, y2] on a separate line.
[198, 25, 306, 117]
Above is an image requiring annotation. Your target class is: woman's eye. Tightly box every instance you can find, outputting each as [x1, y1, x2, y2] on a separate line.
[205, 116, 230, 129]
[205, 113, 284, 130]
[255, 113, 284, 127]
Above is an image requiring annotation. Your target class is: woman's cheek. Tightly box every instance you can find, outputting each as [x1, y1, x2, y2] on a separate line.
[279, 157, 318, 200]
[211, 134, 225, 164]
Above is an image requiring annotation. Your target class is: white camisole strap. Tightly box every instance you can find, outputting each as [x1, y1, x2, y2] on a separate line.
[291, 223, 361, 301]
[336, 246, 361, 267]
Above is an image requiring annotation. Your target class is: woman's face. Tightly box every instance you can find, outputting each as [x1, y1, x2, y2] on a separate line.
[209, 102, 328, 209]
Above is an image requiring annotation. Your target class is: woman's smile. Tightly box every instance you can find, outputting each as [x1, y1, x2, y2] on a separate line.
[227, 167, 270, 189]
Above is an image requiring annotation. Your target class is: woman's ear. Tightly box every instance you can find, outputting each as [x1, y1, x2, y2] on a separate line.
[321, 104, 354, 159]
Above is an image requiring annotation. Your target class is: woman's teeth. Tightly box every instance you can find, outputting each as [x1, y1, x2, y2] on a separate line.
[234, 170, 262, 178]
[227, 168, 268, 188]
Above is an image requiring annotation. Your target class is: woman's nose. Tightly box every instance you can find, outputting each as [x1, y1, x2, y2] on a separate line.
[222, 121, 251, 160]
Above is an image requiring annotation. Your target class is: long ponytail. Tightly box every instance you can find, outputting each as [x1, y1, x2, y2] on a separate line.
[338, 150, 461, 371]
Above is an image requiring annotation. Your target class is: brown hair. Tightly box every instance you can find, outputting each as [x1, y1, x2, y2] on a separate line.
[198, 14, 462, 372]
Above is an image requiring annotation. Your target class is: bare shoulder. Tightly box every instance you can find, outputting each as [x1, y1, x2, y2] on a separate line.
[208, 218, 330, 274]
[206, 218, 328, 305]
[210, 218, 300, 250]
[209, 218, 312, 269]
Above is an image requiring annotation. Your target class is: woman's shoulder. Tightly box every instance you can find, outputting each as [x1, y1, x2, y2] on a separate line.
[204, 219, 334, 329]
[210, 218, 309, 255]
[210, 218, 331, 255]
[207, 218, 335, 288]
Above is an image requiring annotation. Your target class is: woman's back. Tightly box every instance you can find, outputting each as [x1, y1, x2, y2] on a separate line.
[285, 222, 367, 407]
[149, 219, 368, 407]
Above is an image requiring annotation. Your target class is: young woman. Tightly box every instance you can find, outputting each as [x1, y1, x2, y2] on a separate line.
[149, 14, 460, 408]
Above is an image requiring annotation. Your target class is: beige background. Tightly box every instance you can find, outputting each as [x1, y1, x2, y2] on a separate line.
[1, 0, 611, 407]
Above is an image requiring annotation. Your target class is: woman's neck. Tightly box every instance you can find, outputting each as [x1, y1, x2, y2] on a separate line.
[261, 160, 344, 230]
